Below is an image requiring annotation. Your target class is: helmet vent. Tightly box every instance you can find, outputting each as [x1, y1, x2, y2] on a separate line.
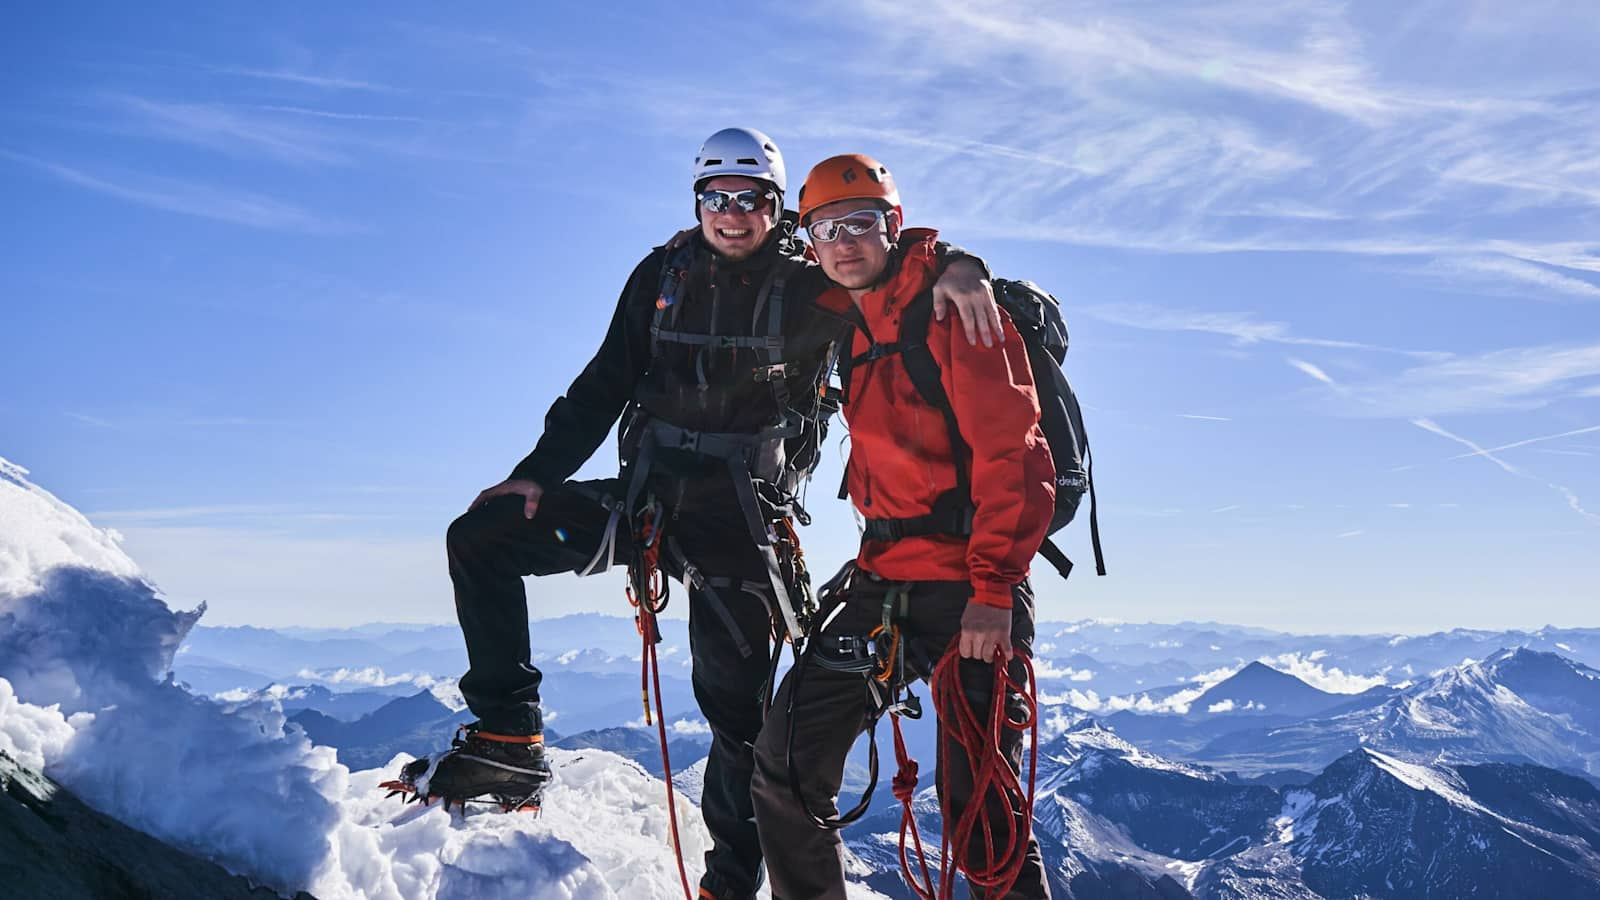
[703, 158, 723, 165]
[737, 157, 759, 165]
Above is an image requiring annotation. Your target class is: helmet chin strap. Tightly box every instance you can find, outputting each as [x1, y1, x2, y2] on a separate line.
[860, 245, 901, 293]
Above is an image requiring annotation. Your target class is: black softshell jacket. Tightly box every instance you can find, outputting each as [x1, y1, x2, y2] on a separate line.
[510, 228, 971, 508]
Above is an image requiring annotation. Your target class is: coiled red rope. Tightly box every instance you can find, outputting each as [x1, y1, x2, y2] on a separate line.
[627, 508, 693, 900]
[893, 645, 1039, 899]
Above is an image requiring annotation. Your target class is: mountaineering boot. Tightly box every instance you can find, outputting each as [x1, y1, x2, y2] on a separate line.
[380, 722, 551, 812]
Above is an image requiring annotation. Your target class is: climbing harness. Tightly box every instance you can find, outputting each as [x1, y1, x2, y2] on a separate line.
[786, 576, 1041, 899]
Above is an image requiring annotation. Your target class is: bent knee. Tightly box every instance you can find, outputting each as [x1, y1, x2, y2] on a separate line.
[749, 738, 794, 816]
[446, 501, 519, 552]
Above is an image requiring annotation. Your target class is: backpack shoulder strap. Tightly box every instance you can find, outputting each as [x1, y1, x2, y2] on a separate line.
[751, 262, 791, 412]
[648, 244, 696, 359]
[895, 294, 972, 487]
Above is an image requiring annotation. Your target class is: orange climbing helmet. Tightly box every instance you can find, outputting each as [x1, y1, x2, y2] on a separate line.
[797, 153, 902, 225]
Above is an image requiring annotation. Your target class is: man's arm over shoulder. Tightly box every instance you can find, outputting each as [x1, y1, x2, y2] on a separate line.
[938, 312, 1055, 607]
[508, 250, 663, 485]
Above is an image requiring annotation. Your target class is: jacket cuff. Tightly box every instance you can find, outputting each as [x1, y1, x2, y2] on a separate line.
[935, 242, 992, 280]
[509, 456, 557, 487]
[970, 582, 1015, 609]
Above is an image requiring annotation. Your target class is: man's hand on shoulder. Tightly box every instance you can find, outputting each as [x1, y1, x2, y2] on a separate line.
[469, 479, 545, 519]
[932, 259, 1004, 348]
[958, 600, 1014, 663]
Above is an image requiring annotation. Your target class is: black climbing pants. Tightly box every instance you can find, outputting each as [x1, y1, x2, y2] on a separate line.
[750, 576, 1050, 899]
[446, 478, 776, 899]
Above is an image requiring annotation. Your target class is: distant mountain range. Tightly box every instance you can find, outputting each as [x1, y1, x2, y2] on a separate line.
[175, 616, 1600, 898]
[1179, 648, 1600, 779]
[845, 717, 1600, 898]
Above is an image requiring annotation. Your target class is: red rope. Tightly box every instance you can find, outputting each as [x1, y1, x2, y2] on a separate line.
[627, 510, 693, 900]
[892, 645, 1039, 899]
[642, 609, 692, 900]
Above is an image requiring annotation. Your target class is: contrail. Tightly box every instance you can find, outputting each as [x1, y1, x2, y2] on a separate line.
[1444, 424, 1600, 461]
[1411, 418, 1600, 523]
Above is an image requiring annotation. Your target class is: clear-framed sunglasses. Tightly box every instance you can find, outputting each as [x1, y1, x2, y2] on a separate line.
[697, 188, 776, 214]
[806, 209, 886, 243]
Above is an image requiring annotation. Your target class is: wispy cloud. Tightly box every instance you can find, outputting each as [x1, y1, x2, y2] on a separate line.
[104, 95, 350, 165]
[753, 0, 1600, 289]
[1335, 342, 1600, 417]
[1178, 414, 1233, 421]
[1084, 303, 1447, 359]
[208, 66, 401, 93]
[62, 411, 290, 430]
[3, 151, 352, 234]
[86, 504, 374, 524]
[247, 105, 428, 124]
[1419, 255, 1600, 302]
[1337, 530, 1364, 538]
[1288, 357, 1338, 386]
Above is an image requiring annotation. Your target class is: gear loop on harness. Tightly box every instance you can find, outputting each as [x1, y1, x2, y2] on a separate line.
[784, 576, 923, 831]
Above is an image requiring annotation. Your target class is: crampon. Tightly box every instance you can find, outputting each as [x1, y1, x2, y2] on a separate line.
[379, 723, 551, 814]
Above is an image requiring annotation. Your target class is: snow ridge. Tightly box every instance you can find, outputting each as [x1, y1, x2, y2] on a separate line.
[0, 457, 750, 899]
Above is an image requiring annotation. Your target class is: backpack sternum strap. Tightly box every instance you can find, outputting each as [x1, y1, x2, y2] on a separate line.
[640, 416, 801, 459]
[861, 488, 974, 543]
[648, 329, 785, 351]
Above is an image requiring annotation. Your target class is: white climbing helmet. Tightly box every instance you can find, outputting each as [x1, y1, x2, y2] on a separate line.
[692, 127, 786, 194]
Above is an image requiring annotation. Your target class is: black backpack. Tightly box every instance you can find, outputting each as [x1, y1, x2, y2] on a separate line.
[836, 278, 1104, 580]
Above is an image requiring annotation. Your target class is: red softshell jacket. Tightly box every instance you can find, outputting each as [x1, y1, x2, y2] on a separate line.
[821, 229, 1056, 608]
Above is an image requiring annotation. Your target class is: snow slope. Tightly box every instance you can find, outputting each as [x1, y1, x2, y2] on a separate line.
[0, 458, 893, 899]
[0, 457, 143, 595]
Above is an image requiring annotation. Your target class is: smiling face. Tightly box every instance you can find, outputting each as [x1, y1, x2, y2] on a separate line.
[808, 197, 896, 294]
[698, 175, 776, 261]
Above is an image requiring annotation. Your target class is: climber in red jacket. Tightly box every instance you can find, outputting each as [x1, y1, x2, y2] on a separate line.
[750, 153, 1056, 899]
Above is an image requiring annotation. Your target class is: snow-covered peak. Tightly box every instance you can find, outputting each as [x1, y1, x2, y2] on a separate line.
[1482, 646, 1600, 684]
[1047, 719, 1221, 781]
[1361, 749, 1480, 810]
[0, 457, 144, 596]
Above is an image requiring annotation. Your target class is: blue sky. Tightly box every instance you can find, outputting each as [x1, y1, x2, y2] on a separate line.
[4, 1, 1597, 632]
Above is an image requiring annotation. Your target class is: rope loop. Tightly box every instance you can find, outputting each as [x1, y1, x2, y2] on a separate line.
[894, 645, 1039, 899]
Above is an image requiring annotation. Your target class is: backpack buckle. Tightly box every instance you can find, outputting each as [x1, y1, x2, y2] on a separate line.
[753, 363, 790, 382]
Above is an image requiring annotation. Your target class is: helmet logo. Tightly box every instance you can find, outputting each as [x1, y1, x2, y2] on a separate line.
[840, 167, 857, 184]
